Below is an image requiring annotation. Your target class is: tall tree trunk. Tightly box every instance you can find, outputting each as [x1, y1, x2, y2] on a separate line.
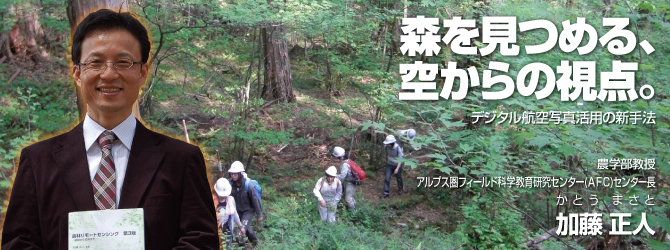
[243, 28, 258, 117]
[257, 28, 264, 99]
[67, 0, 128, 29]
[262, 25, 295, 103]
[67, 0, 142, 122]
[0, 11, 13, 62]
[1, 4, 47, 63]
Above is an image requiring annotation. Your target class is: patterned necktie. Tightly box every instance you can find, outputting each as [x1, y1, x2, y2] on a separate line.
[92, 131, 118, 210]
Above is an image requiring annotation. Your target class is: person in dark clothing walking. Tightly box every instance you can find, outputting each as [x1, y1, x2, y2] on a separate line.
[383, 135, 404, 198]
[228, 161, 263, 247]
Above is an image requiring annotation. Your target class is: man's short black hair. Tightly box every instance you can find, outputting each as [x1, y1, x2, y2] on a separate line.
[71, 9, 150, 64]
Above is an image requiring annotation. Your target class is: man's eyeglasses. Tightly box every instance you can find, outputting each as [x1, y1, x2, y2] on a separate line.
[78, 60, 143, 71]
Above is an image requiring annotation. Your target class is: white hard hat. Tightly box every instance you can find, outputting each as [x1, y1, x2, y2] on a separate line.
[214, 178, 231, 197]
[325, 166, 337, 177]
[332, 146, 345, 158]
[401, 129, 416, 139]
[383, 135, 396, 144]
[228, 161, 245, 173]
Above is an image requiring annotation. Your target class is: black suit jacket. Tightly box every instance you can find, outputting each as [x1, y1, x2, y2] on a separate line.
[1, 120, 219, 249]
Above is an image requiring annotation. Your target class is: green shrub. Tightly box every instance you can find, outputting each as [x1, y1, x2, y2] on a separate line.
[455, 194, 526, 249]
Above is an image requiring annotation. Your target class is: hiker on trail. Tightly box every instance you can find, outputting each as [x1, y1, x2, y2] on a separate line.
[333, 146, 356, 209]
[313, 166, 343, 223]
[214, 178, 246, 250]
[383, 135, 404, 198]
[228, 161, 263, 247]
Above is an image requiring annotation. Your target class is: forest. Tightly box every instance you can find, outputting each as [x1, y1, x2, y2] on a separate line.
[0, 0, 669, 249]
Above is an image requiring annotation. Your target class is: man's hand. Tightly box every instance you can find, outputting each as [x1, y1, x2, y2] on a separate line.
[257, 216, 263, 223]
[240, 227, 246, 236]
[394, 163, 401, 175]
[320, 200, 326, 207]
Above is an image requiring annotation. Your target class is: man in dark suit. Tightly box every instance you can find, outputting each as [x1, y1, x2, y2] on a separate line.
[1, 9, 219, 250]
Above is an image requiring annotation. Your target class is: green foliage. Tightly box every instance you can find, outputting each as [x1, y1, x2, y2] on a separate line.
[455, 192, 526, 249]
[538, 237, 586, 250]
[0, 77, 77, 214]
[258, 194, 462, 250]
[340, 201, 385, 231]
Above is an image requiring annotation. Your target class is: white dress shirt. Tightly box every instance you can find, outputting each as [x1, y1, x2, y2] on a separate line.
[83, 113, 136, 209]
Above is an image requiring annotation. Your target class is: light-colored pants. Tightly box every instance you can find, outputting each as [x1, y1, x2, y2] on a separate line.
[219, 216, 232, 250]
[344, 181, 356, 209]
[318, 202, 337, 223]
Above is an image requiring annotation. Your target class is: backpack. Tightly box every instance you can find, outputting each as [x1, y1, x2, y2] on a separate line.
[345, 160, 366, 185]
[230, 178, 262, 200]
[319, 177, 340, 191]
